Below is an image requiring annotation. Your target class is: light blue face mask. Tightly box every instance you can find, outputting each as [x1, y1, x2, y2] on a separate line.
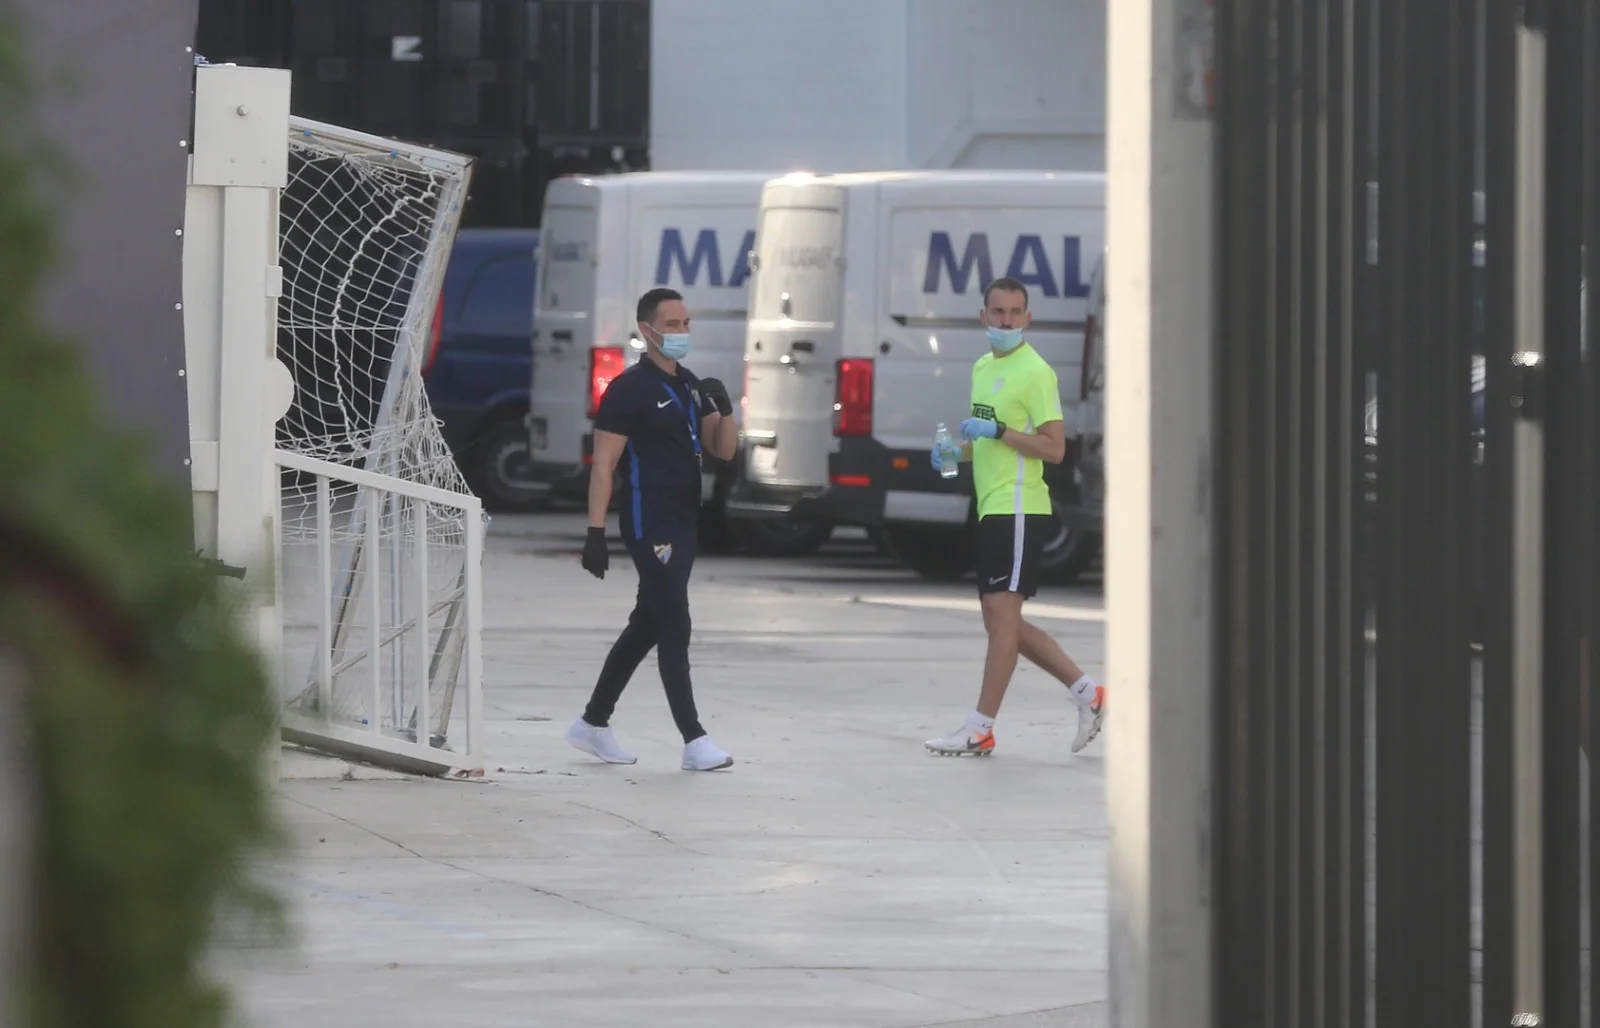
[656, 331, 691, 361]
[986, 325, 1025, 353]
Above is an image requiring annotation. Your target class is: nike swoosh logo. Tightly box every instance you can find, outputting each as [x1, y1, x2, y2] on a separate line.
[657, 399, 673, 408]
[989, 575, 1009, 585]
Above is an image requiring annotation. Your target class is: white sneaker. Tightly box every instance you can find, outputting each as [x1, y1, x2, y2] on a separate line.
[1072, 686, 1106, 754]
[925, 723, 996, 756]
[681, 735, 733, 771]
[565, 717, 637, 765]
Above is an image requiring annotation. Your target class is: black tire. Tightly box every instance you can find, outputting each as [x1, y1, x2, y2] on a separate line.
[465, 417, 551, 513]
[736, 516, 834, 557]
[1037, 495, 1101, 585]
[698, 480, 742, 554]
[884, 525, 974, 581]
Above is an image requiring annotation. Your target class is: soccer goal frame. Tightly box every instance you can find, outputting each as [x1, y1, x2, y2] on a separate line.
[272, 118, 483, 775]
[185, 65, 484, 777]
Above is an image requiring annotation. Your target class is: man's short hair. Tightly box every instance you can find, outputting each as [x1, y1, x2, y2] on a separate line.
[983, 277, 1030, 310]
[637, 287, 684, 324]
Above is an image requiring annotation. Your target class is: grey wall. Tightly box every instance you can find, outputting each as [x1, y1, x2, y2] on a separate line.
[16, 0, 199, 485]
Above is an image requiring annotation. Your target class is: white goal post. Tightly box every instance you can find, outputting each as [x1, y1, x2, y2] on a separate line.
[183, 64, 486, 778]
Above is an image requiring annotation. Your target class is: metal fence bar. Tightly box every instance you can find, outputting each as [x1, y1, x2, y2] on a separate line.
[1371, 1, 1414, 1021]
[1294, 1, 1325, 1022]
[388, 492, 404, 738]
[1271, 1, 1297, 1019]
[1512, 0, 1551, 1019]
[414, 498, 430, 747]
[1289, 0, 1325, 1019]
[367, 485, 382, 736]
[1437, 4, 1479, 1019]
[1481, 0, 1520, 1021]
[1215, 0, 1275, 1020]
[1322, 0, 1364, 1023]
[1345, 2, 1373, 1023]
[1584, 2, 1600, 1022]
[316, 474, 333, 718]
[463, 509, 486, 773]
[1540, 1, 1586, 1022]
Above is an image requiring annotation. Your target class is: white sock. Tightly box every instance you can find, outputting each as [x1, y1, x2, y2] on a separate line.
[967, 711, 995, 731]
[1069, 674, 1097, 704]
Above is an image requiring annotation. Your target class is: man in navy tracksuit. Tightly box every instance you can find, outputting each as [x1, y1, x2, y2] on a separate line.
[565, 287, 740, 771]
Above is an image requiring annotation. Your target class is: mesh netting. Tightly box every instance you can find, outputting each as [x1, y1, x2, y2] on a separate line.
[278, 483, 472, 752]
[274, 120, 476, 755]
[275, 125, 468, 487]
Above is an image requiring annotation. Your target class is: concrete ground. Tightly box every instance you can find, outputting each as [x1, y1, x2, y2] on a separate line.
[228, 514, 1110, 1028]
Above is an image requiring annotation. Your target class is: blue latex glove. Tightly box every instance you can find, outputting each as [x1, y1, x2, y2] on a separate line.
[930, 438, 962, 470]
[960, 417, 1000, 441]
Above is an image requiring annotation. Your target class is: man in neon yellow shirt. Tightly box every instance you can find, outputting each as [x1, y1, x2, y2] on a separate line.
[925, 277, 1106, 757]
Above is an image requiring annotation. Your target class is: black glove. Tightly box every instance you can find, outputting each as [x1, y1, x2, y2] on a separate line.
[697, 377, 733, 417]
[581, 526, 609, 579]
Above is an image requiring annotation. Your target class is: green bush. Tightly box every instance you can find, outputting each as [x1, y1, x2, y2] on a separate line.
[0, 12, 284, 1028]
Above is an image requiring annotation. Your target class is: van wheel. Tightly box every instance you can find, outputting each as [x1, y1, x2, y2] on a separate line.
[884, 525, 974, 581]
[467, 418, 551, 513]
[737, 517, 834, 557]
[698, 485, 742, 554]
[1039, 498, 1101, 585]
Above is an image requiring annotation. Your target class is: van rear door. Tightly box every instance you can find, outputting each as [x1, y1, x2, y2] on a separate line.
[741, 199, 845, 491]
[632, 202, 756, 396]
[529, 202, 599, 467]
[875, 203, 1101, 452]
[1073, 250, 1107, 510]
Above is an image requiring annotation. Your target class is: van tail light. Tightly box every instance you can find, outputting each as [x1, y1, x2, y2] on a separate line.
[421, 293, 445, 378]
[1078, 313, 1096, 402]
[833, 358, 874, 437]
[588, 346, 627, 418]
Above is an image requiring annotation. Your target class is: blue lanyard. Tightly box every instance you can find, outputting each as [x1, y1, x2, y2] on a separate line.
[660, 382, 702, 460]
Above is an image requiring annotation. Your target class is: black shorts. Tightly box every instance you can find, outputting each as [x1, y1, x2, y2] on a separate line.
[975, 513, 1054, 598]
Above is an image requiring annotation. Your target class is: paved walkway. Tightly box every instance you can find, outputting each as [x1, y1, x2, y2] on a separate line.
[228, 516, 1110, 1028]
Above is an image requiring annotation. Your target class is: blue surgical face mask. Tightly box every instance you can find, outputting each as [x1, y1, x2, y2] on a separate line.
[646, 324, 690, 361]
[986, 325, 1025, 353]
[658, 333, 691, 361]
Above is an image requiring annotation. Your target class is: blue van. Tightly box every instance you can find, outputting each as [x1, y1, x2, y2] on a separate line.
[424, 228, 545, 511]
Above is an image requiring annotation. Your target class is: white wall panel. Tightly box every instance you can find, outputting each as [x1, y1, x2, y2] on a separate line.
[651, 0, 909, 172]
[652, 0, 1106, 173]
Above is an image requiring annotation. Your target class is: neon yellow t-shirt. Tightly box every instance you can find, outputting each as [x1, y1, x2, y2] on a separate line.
[969, 343, 1064, 519]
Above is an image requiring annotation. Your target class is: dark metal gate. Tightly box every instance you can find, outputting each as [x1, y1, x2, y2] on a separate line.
[1213, 0, 1599, 1023]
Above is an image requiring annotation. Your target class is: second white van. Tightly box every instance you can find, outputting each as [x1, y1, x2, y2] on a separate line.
[1066, 248, 1107, 545]
[728, 170, 1107, 581]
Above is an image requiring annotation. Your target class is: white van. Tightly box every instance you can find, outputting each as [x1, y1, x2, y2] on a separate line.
[528, 171, 791, 538]
[728, 170, 1107, 581]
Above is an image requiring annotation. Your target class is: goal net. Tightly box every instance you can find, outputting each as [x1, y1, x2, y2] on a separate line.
[273, 117, 481, 772]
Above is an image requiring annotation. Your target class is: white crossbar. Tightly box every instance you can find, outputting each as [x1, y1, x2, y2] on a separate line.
[287, 115, 473, 173]
[277, 450, 484, 511]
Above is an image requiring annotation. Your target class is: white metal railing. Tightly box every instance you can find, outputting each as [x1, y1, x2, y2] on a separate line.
[275, 449, 484, 777]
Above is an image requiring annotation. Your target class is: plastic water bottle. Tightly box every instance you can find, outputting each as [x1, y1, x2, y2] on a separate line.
[934, 423, 959, 479]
